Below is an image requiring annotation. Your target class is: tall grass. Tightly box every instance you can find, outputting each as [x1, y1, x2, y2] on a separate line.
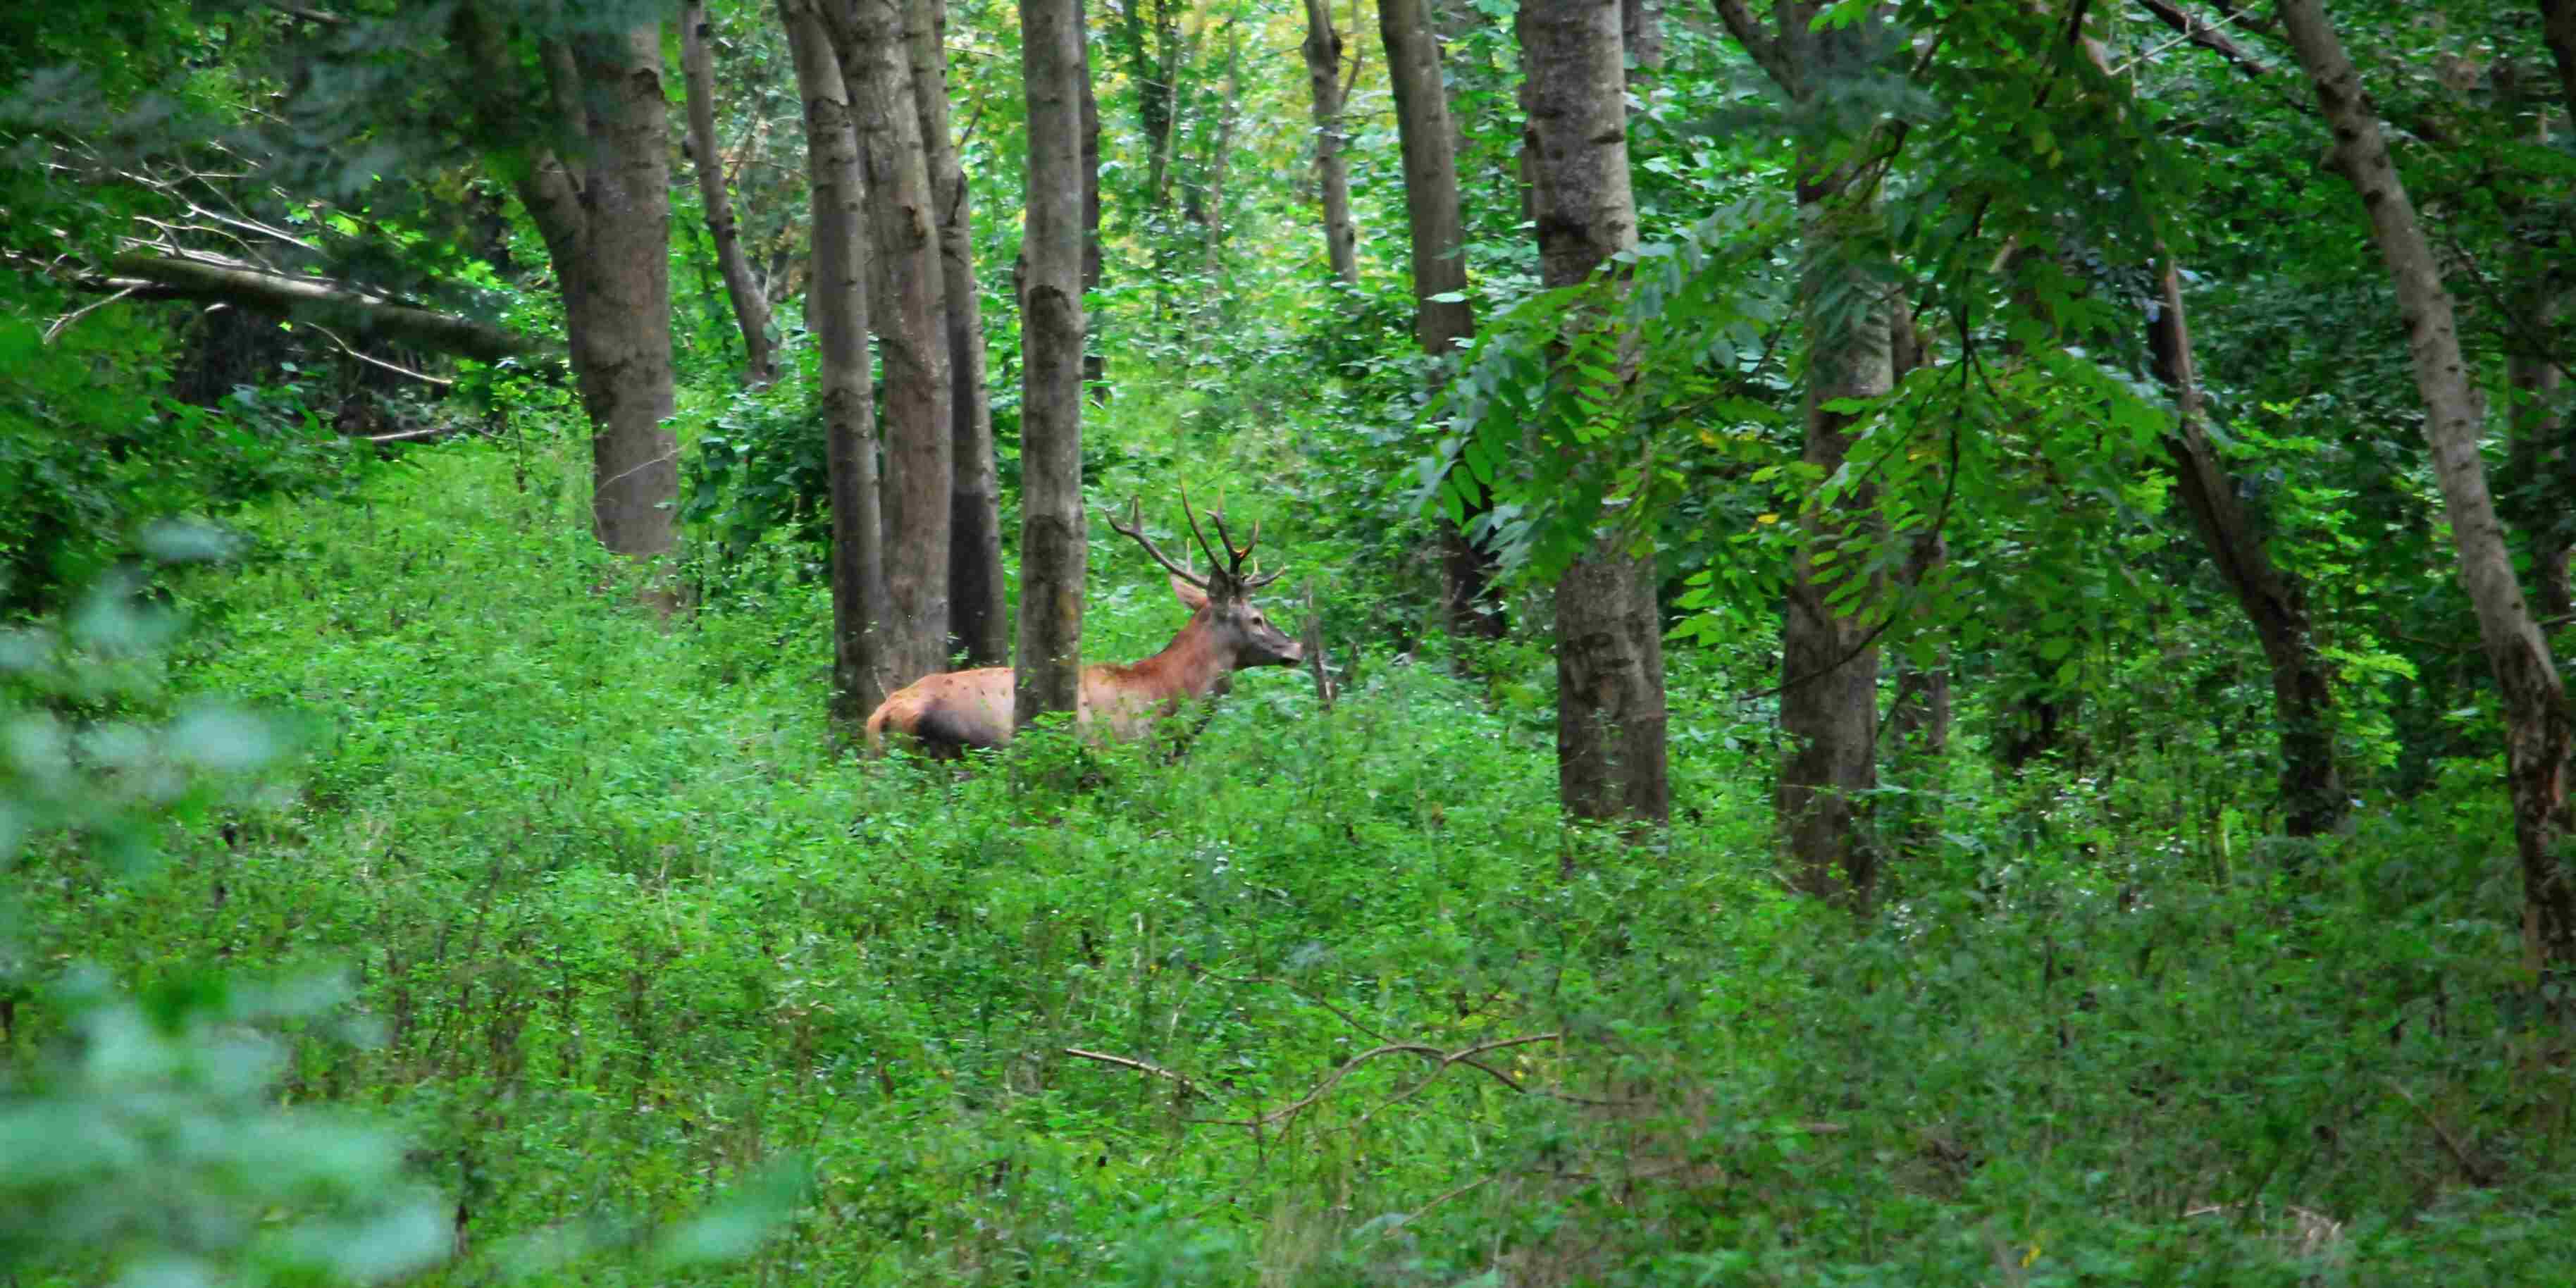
[11, 433, 2570, 1285]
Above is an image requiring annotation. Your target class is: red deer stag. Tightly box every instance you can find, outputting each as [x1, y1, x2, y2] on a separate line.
[865, 494, 1302, 756]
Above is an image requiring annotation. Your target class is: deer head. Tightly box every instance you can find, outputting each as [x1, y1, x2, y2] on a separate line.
[1110, 488, 1303, 669]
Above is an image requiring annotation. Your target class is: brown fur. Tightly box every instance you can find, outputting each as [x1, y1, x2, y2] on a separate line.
[866, 575, 1301, 757]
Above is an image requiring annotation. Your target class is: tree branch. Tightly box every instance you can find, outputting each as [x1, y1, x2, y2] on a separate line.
[1709, 0, 1794, 94]
[85, 251, 553, 362]
[2131, 0, 2271, 79]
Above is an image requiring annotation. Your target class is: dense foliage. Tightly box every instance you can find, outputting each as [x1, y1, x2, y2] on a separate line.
[6, 0, 2574, 1283]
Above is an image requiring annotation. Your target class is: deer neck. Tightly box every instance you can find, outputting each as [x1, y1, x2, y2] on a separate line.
[1135, 612, 1234, 700]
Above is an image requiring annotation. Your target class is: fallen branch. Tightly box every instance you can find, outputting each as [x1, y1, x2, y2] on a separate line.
[1064, 1046, 1206, 1100]
[41, 285, 138, 344]
[2384, 1077, 2496, 1185]
[1377, 1172, 1494, 1235]
[302, 321, 456, 388]
[1199, 1032, 1587, 1132]
[63, 251, 555, 363]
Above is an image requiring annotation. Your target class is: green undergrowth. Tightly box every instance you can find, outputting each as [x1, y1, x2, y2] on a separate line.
[10, 438, 2573, 1286]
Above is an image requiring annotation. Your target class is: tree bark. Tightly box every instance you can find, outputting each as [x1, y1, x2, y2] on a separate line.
[911, 0, 1008, 669]
[847, 0, 955, 686]
[1114, 0, 1184, 217]
[2281, 0, 2575, 977]
[1301, 0, 1361, 286]
[1620, 0, 1661, 85]
[1884, 298, 1948, 850]
[2149, 262, 2348, 837]
[2507, 338, 2575, 625]
[454, 4, 680, 572]
[2541, 0, 2576, 129]
[782, 0, 893, 725]
[1382, 0, 1501, 639]
[1520, 0, 1668, 829]
[1197, 20, 1244, 282]
[2047, 13, 2348, 837]
[1754, 2, 1893, 909]
[564, 25, 680, 569]
[679, 0, 777, 387]
[1017, 0, 1090, 726]
[1079, 0, 1107, 402]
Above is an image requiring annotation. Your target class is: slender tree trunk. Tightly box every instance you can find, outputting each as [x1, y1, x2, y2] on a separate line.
[1521, 0, 1668, 829]
[1884, 299, 1948, 850]
[566, 25, 680, 572]
[2149, 262, 2348, 837]
[912, 0, 1008, 668]
[1382, 0, 1501, 639]
[1079, 0, 1107, 402]
[2508, 339, 2575, 624]
[2281, 0, 2575, 977]
[1017, 0, 1089, 726]
[2497, 66, 2574, 628]
[847, 0, 955, 685]
[1620, 0, 1661, 84]
[2542, 0, 2576, 127]
[1117, 0, 1184, 217]
[1302, 0, 1361, 286]
[1198, 22, 1244, 283]
[2045, 14, 2348, 836]
[1887, 535, 1950, 760]
[1778, 214, 1888, 906]
[1771, 3, 1893, 910]
[782, 0, 892, 724]
[679, 0, 776, 387]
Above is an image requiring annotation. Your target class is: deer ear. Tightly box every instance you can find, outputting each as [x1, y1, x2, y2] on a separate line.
[1170, 574, 1210, 612]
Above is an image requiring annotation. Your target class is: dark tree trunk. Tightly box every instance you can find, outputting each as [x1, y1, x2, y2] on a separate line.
[1520, 0, 1668, 829]
[1302, 0, 1360, 286]
[846, 0, 954, 686]
[1382, 0, 1501, 639]
[1079, 0, 1107, 402]
[1761, 2, 1895, 909]
[679, 0, 776, 387]
[1113, 0, 1184, 216]
[1194, 21, 1244, 283]
[1884, 299, 1948, 851]
[2542, 0, 2576, 129]
[1017, 0, 1090, 725]
[565, 26, 680, 572]
[457, 4, 681, 574]
[2508, 342, 2575, 626]
[1886, 533, 1950, 762]
[910, 0, 1008, 669]
[2283, 0, 2575, 979]
[1777, 248, 1888, 906]
[2149, 262, 2348, 837]
[1620, 0, 1661, 83]
[782, 0, 892, 724]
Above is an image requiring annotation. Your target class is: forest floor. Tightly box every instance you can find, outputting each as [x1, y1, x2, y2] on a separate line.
[24, 435, 2576, 1286]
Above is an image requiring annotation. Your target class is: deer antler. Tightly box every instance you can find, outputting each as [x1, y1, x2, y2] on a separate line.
[1181, 483, 1285, 593]
[1177, 482, 1228, 580]
[1204, 508, 1283, 590]
[1110, 496, 1210, 590]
